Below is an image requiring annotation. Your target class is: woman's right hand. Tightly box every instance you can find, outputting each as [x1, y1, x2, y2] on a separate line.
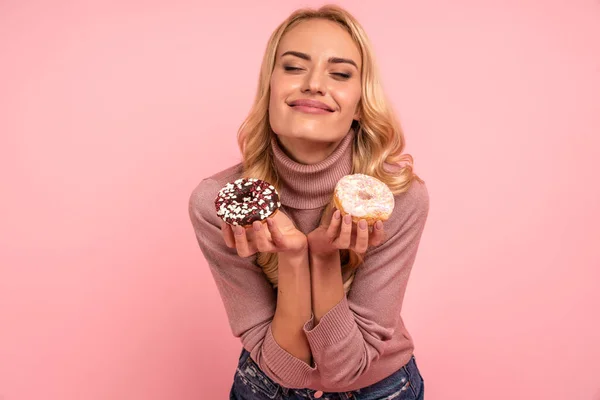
[221, 210, 308, 257]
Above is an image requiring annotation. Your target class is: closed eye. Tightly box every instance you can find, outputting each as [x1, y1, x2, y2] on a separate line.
[283, 65, 351, 80]
[332, 72, 351, 79]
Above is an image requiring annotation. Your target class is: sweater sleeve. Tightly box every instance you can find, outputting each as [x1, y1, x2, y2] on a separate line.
[188, 178, 316, 388]
[302, 179, 430, 388]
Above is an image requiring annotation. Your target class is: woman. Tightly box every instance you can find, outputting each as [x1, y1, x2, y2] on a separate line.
[189, 4, 429, 399]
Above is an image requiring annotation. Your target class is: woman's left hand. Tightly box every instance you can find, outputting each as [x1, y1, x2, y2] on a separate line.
[307, 208, 386, 256]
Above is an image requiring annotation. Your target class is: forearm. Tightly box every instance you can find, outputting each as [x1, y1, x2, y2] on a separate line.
[271, 249, 313, 365]
[309, 251, 345, 325]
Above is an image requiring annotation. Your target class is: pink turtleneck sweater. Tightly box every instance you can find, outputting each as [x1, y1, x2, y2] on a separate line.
[188, 130, 430, 392]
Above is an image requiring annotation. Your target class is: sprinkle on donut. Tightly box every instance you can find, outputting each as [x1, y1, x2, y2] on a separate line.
[214, 178, 281, 226]
[333, 174, 395, 225]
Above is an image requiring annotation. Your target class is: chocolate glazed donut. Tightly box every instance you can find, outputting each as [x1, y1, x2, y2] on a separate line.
[215, 178, 281, 226]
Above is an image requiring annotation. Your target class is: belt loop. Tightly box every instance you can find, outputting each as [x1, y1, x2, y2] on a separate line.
[411, 354, 418, 373]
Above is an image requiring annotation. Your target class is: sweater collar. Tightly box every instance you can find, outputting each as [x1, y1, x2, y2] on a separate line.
[271, 129, 354, 209]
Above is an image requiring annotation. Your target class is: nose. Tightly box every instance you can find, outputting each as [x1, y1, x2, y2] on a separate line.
[302, 70, 326, 95]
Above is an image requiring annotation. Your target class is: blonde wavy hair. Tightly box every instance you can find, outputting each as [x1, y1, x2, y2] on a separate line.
[237, 4, 422, 294]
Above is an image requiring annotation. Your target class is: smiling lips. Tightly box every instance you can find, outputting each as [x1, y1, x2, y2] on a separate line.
[288, 99, 334, 114]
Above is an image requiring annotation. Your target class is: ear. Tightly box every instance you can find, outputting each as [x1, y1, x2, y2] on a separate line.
[353, 103, 362, 122]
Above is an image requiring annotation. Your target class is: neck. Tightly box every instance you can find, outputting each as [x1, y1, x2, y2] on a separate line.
[275, 135, 345, 165]
[270, 128, 355, 209]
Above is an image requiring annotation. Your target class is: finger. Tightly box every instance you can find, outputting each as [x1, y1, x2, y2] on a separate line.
[253, 221, 273, 252]
[335, 213, 353, 248]
[266, 217, 286, 249]
[354, 219, 369, 253]
[370, 220, 385, 246]
[221, 221, 235, 248]
[233, 224, 254, 257]
[326, 210, 343, 241]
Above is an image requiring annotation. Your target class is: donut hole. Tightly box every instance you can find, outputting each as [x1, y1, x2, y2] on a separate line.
[233, 188, 253, 204]
[358, 190, 374, 200]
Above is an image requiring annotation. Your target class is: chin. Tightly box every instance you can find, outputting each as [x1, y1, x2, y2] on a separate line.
[275, 120, 349, 142]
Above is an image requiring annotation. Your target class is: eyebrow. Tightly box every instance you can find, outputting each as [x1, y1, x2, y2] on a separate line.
[281, 50, 359, 70]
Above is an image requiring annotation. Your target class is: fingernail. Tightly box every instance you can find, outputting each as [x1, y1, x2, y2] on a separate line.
[234, 225, 244, 235]
[253, 222, 261, 231]
[266, 218, 273, 227]
[375, 221, 383, 230]
[359, 220, 367, 230]
[344, 214, 352, 225]
[334, 210, 341, 220]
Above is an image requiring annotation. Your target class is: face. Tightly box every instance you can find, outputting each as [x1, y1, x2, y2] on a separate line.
[268, 18, 362, 144]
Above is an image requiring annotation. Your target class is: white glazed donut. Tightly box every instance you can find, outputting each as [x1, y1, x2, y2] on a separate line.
[333, 174, 394, 225]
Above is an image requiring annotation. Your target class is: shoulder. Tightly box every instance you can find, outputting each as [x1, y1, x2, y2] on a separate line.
[188, 163, 244, 227]
[394, 178, 429, 215]
[385, 178, 430, 234]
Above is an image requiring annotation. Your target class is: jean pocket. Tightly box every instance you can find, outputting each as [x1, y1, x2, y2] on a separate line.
[234, 354, 281, 399]
[352, 367, 415, 400]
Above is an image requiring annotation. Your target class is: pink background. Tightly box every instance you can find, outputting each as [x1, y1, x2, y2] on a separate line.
[1, 1, 599, 399]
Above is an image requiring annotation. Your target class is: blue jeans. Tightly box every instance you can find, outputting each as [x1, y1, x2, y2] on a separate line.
[229, 348, 425, 400]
